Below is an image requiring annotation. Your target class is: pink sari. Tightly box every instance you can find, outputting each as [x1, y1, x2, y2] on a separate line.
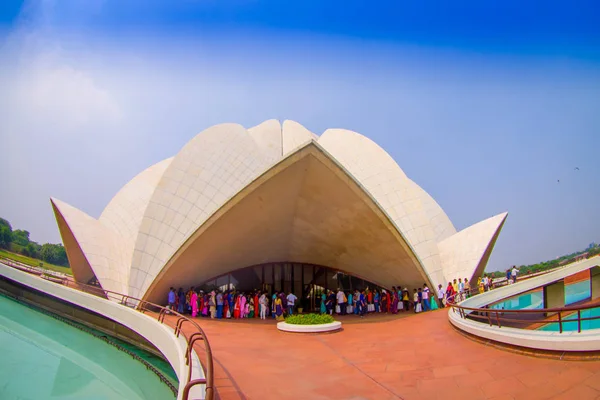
[240, 296, 247, 318]
[202, 295, 209, 316]
[191, 292, 198, 317]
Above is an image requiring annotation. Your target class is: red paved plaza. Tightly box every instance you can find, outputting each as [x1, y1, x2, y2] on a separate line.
[168, 309, 600, 400]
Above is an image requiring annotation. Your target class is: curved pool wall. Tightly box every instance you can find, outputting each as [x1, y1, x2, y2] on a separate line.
[0, 293, 176, 399]
[448, 256, 600, 352]
[0, 262, 206, 400]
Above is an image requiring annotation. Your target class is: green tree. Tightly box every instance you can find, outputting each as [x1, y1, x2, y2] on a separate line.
[20, 242, 38, 258]
[39, 243, 57, 264]
[0, 218, 12, 249]
[54, 244, 68, 266]
[39, 243, 69, 266]
[12, 229, 31, 246]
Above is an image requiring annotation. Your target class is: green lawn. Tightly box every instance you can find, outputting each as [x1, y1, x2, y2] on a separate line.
[0, 249, 72, 275]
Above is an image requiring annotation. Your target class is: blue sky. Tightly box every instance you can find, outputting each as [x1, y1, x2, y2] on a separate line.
[0, 0, 599, 272]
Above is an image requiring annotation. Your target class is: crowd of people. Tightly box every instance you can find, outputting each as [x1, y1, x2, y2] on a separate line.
[167, 288, 298, 321]
[166, 283, 445, 321]
[166, 271, 517, 321]
[443, 276, 496, 303]
[326, 284, 440, 317]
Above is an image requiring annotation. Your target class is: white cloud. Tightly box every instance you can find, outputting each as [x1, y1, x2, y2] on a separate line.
[12, 57, 121, 129]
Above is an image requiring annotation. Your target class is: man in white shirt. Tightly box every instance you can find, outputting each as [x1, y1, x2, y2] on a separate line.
[437, 284, 445, 307]
[336, 289, 346, 315]
[511, 266, 519, 283]
[286, 292, 298, 315]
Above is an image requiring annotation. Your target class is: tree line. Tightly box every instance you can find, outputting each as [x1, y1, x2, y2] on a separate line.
[0, 217, 69, 267]
[489, 242, 600, 278]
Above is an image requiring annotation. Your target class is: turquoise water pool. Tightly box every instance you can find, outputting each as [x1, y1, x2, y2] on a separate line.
[564, 280, 591, 305]
[0, 294, 176, 399]
[538, 307, 600, 331]
[490, 281, 591, 312]
[490, 290, 544, 311]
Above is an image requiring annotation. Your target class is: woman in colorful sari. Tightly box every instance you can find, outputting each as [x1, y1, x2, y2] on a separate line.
[197, 293, 204, 317]
[477, 277, 484, 294]
[186, 288, 193, 314]
[445, 282, 455, 305]
[391, 289, 399, 314]
[275, 296, 284, 321]
[209, 292, 217, 319]
[254, 292, 260, 318]
[233, 294, 241, 319]
[176, 288, 185, 313]
[320, 292, 326, 314]
[381, 290, 388, 313]
[346, 292, 354, 314]
[224, 298, 230, 318]
[228, 291, 235, 317]
[240, 293, 247, 318]
[191, 290, 199, 317]
[202, 294, 209, 316]
[402, 289, 410, 311]
[430, 295, 439, 311]
[174, 289, 180, 313]
[245, 295, 251, 318]
[280, 292, 288, 315]
[248, 297, 254, 318]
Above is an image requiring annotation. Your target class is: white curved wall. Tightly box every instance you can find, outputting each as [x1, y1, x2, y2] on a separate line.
[408, 179, 457, 243]
[439, 212, 507, 282]
[99, 158, 173, 245]
[129, 123, 274, 299]
[51, 159, 173, 295]
[247, 119, 283, 164]
[282, 120, 319, 155]
[318, 128, 445, 286]
[51, 198, 128, 294]
[0, 262, 205, 400]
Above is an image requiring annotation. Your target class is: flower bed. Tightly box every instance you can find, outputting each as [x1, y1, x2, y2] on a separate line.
[277, 313, 342, 333]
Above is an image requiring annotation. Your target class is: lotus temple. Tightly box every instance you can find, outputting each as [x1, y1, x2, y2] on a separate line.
[3, 120, 600, 400]
[50, 120, 507, 304]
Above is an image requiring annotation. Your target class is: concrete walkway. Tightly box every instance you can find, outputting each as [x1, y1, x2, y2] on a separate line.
[168, 310, 600, 400]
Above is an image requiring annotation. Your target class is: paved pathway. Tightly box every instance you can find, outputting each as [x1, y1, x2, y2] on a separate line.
[168, 310, 600, 400]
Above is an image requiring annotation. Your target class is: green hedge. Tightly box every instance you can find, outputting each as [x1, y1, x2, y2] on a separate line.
[285, 313, 335, 325]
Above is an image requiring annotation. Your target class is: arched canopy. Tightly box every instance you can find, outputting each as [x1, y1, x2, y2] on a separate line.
[141, 142, 435, 303]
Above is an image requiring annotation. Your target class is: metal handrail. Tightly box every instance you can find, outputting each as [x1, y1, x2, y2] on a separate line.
[446, 287, 600, 333]
[1, 259, 214, 399]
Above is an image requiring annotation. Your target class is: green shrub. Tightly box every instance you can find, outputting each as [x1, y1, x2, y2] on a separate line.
[285, 313, 335, 325]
